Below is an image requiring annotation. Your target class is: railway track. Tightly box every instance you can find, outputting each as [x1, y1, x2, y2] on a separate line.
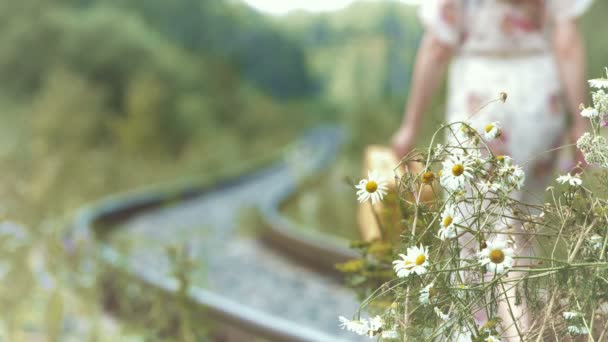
[71, 127, 366, 342]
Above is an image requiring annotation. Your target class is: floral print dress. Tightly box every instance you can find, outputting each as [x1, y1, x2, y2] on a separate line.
[420, 0, 593, 199]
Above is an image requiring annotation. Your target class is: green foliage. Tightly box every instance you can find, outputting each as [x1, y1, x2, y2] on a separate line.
[278, 1, 422, 107]
[97, 0, 318, 98]
[0, 1, 319, 338]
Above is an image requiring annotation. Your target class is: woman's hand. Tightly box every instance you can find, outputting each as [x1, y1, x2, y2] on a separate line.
[553, 18, 588, 169]
[391, 126, 416, 159]
[394, 32, 453, 159]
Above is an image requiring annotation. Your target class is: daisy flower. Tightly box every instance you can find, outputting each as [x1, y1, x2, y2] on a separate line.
[393, 254, 415, 278]
[477, 180, 501, 194]
[355, 170, 388, 204]
[563, 311, 582, 320]
[510, 166, 526, 190]
[393, 245, 430, 277]
[367, 316, 384, 332]
[499, 163, 525, 190]
[419, 283, 436, 306]
[580, 107, 599, 118]
[589, 68, 608, 89]
[486, 335, 501, 342]
[454, 328, 473, 342]
[434, 307, 450, 322]
[483, 121, 502, 140]
[406, 245, 430, 275]
[577, 133, 608, 168]
[440, 154, 475, 191]
[381, 330, 400, 339]
[479, 240, 514, 274]
[589, 234, 603, 250]
[593, 89, 608, 111]
[452, 121, 477, 143]
[338, 315, 384, 337]
[590, 79, 608, 89]
[567, 325, 590, 335]
[338, 316, 368, 335]
[556, 173, 583, 187]
[495, 155, 513, 165]
[438, 205, 463, 240]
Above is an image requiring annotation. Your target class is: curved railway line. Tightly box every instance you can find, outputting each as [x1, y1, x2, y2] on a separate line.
[71, 127, 366, 342]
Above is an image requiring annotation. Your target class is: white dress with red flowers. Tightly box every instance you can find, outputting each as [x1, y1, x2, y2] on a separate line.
[420, 0, 593, 198]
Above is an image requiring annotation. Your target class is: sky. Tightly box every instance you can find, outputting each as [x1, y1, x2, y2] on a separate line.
[241, 0, 420, 15]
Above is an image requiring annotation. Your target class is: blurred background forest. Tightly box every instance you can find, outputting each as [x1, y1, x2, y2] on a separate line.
[0, 0, 607, 339]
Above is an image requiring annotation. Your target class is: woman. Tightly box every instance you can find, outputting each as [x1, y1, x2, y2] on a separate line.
[391, 0, 592, 339]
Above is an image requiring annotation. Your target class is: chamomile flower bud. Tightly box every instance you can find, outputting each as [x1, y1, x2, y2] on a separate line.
[499, 92, 508, 103]
[421, 171, 436, 184]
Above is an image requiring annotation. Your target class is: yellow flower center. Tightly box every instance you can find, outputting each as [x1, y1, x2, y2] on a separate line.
[421, 171, 436, 184]
[366, 181, 378, 193]
[415, 254, 426, 266]
[496, 155, 505, 162]
[404, 260, 414, 269]
[443, 216, 453, 227]
[452, 164, 465, 177]
[489, 249, 505, 264]
[485, 124, 494, 133]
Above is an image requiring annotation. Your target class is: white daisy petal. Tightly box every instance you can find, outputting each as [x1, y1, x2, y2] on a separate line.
[419, 283, 435, 306]
[581, 107, 599, 118]
[589, 78, 608, 89]
[556, 173, 583, 187]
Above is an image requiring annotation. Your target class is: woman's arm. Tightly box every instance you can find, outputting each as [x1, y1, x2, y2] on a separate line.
[392, 32, 454, 158]
[552, 18, 588, 165]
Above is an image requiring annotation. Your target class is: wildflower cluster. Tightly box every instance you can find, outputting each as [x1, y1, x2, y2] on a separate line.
[340, 71, 608, 341]
[577, 68, 608, 167]
[339, 315, 399, 339]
